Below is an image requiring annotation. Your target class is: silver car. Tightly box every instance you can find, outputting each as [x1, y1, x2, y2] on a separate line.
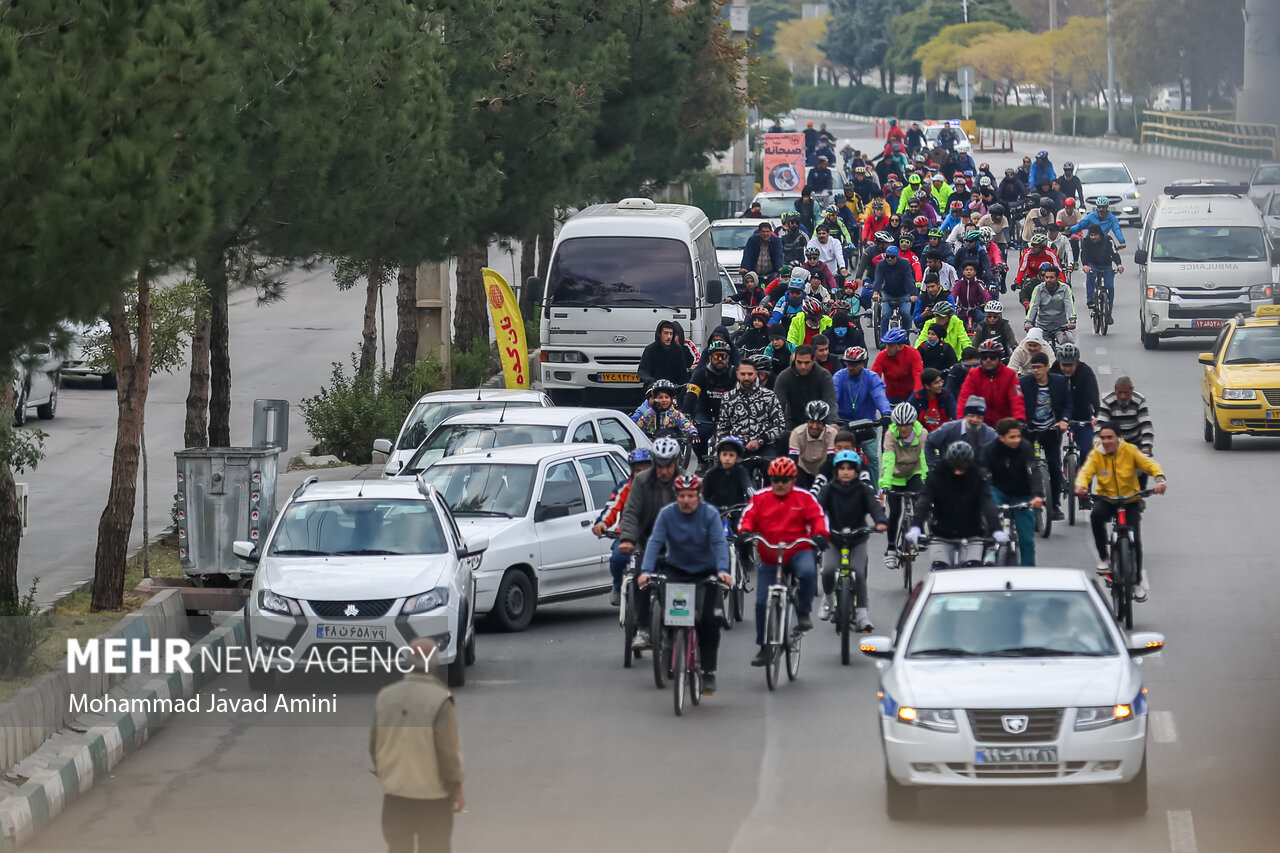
[12, 342, 61, 427]
[1075, 162, 1147, 226]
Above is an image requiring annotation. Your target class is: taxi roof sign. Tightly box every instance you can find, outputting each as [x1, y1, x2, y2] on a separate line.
[1254, 304, 1280, 317]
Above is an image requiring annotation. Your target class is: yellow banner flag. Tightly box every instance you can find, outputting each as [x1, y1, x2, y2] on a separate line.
[482, 268, 530, 389]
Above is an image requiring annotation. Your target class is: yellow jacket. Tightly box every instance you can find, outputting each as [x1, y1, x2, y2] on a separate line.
[1075, 439, 1165, 501]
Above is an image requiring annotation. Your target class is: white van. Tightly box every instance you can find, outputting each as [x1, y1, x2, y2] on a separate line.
[1134, 184, 1277, 349]
[532, 199, 723, 406]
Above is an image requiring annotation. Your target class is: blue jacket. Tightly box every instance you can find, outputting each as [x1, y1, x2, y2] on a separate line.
[641, 501, 730, 576]
[740, 233, 783, 273]
[873, 256, 917, 298]
[833, 366, 892, 423]
[1069, 211, 1125, 244]
[1018, 373, 1073, 430]
[1028, 160, 1057, 187]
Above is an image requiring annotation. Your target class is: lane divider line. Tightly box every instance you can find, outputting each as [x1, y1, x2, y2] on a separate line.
[1168, 809, 1198, 853]
[1097, 364, 1112, 375]
[1151, 710, 1178, 744]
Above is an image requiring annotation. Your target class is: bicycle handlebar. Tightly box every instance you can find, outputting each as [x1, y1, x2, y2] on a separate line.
[1090, 489, 1157, 505]
[996, 502, 1034, 512]
[919, 535, 995, 547]
[830, 526, 873, 545]
[742, 534, 819, 552]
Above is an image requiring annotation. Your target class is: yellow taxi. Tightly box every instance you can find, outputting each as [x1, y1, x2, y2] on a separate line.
[1200, 304, 1280, 449]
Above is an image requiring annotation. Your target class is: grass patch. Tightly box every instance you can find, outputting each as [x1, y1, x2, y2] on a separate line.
[0, 542, 184, 703]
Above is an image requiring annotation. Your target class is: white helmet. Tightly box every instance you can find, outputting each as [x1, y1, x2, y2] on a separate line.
[652, 437, 681, 464]
[979, 226, 995, 242]
[891, 402, 919, 426]
[984, 300, 1004, 315]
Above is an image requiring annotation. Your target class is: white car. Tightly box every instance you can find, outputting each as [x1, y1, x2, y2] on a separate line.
[1075, 162, 1147, 226]
[60, 320, 116, 388]
[373, 388, 552, 476]
[238, 478, 486, 689]
[919, 120, 973, 154]
[393, 406, 650, 478]
[749, 191, 802, 220]
[1150, 85, 1188, 111]
[1263, 191, 1280, 242]
[711, 219, 782, 289]
[860, 567, 1163, 819]
[1248, 163, 1280, 208]
[12, 342, 61, 427]
[420, 443, 629, 630]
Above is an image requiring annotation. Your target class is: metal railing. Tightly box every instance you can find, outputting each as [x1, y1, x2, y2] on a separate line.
[1140, 110, 1279, 160]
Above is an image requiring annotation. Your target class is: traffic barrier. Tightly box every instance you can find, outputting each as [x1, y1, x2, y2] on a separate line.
[978, 127, 1014, 153]
[1140, 110, 1279, 160]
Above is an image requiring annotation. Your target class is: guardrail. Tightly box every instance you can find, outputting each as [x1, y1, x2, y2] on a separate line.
[1140, 110, 1279, 160]
[977, 127, 1014, 152]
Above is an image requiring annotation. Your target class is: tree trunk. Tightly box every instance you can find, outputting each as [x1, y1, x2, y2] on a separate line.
[879, 67, 887, 92]
[0, 379, 19, 606]
[518, 237, 538, 318]
[184, 267, 212, 448]
[391, 264, 419, 388]
[92, 274, 152, 612]
[536, 221, 554, 282]
[454, 243, 490, 348]
[141, 415, 149, 579]
[208, 254, 232, 447]
[358, 258, 381, 377]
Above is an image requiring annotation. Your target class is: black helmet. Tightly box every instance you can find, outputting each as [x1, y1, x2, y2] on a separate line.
[988, 203, 1006, 218]
[805, 400, 831, 422]
[944, 440, 975, 466]
[648, 379, 678, 398]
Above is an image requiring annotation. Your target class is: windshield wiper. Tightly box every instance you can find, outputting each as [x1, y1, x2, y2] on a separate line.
[609, 297, 685, 311]
[908, 647, 979, 657]
[333, 549, 404, 556]
[988, 646, 1106, 657]
[269, 549, 331, 557]
[453, 509, 513, 517]
[1199, 255, 1256, 262]
[1223, 357, 1265, 365]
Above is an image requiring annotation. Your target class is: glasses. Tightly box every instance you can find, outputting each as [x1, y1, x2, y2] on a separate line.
[769, 476, 794, 485]
[980, 354, 1001, 361]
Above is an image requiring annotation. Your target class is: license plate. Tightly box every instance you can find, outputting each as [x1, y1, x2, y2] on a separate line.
[664, 583, 697, 627]
[594, 372, 638, 383]
[1192, 319, 1227, 329]
[315, 624, 387, 641]
[976, 746, 1058, 764]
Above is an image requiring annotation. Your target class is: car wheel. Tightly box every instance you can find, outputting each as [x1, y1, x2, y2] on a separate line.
[243, 609, 276, 692]
[36, 381, 57, 420]
[1211, 411, 1233, 451]
[1139, 323, 1160, 350]
[1203, 416, 1213, 443]
[101, 372, 118, 390]
[884, 766, 918, 820]
[13, 384, 27, 428]
[1115, 754, 1149, 816]
[447, 648, 467, 687]
[489, 569, 535, 632]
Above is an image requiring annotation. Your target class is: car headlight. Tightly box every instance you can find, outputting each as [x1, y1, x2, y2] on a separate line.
[1146, 285, 1170, 300]
[896, 706, 959, 732]
[402, 588, 450, 615]
[259, 589, 301, 616]
[543, 351, 587, 364]
[1130, 191, 1140, 200]
[1250, 284, 1273, 299]
[1074, 704, 1134, 730]
[1223, 388, 1257, 401]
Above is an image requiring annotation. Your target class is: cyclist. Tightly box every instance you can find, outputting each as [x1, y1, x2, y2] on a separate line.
[914, 272, 955, 327]
[1074, 422, 1166, 601]
[779, 214, 810, 264]
[938, 200, 967, 235]
[895, 234, 924, 282]
[713, 360, 787, 472]
[958, 340, 1026, 425]
[945, 346, 981, 397]
[998, 167, 1026, 208]
[1014, 234, 1062, 304]
[872, 246, 919, 338]
[849, 166, 880, 206]
[798, 244, 839, 298]
[907, 441, 1007, 563]
[861, 200, 892, 245]
[833, 346, 892, 480]
[1045, 221, 1072, 279]
[972, 300, 1017, 357]
[879, 402, 928, 570]
[786, 296, 831, 349]
[1028, 150, 1056, 189]
[1069, 197, 1126, 247]
[762, 329, 791, 383]
[740, 220, 783, 283]
[790, 400, 839, 489]
[807, 225, 845, 282]
[925, 229, 955, 264]
[684, 340, 737, 448]
[812, 334, 837, 374]
[1098, 376, 1155, 456]
[1024, 263, 1077, 339]
[1080, 223, 1125, 325]
[824, 300, 866, 352]
[925, 395, 997, 469]
[817, 450, 887, 630]
[872, 327, 923, 403]
[734, 306, 773, 354]
[1019, 352, 1073, 520]
[740, 457, 830, 664]
[1008, 327, 1056, 377]
[1051, 342, 1101, 472]
[638, 474, 733, 694]
[633, 379, 699, 446]
[1020, 198, 1059, 245]
[913, 300, 973, 360]
[592, 448, 654, 605]
[773, 344, 838, 435]
[982, 418, 1045, 565]
[726, 271, 768, 310]
[908, 367, 957, 432]
[1057, 198, 1085, 267]
[702, 436, 756, 571]
[1056, 161, 1085, 205]
[917, 319, 958, 373]
[768, 276, 809, 326]
[952, 259, 990, 326]
[952, 230, 994, 285]
[820, 204, 854, 248]
[637, 320, 690, 388]
[810, 429, 871, 493]
[618, 437, 682, 651]
[852, 229, 892, 288]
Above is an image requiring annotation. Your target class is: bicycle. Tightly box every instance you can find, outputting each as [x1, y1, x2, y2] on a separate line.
[1038, 324, 1075, 350]
[1061, 420, 1091, 527]
[1090, 275, 1111, 336]
[606, 532, 642, 669]
[745, 535, 817, 691]
[1094, 489, 1157, 631]
[644, 571, 669, 689]
[871, 295, 909, 349]
[994, 502, 1033, 565]
[918, 535, 995, 569]
[830, 526, 873, 665]
[720, 504, 750, 625]
[885, 485, 919, 590]
[1030, 438, 1054, 538]
[660, 575, 728, 716]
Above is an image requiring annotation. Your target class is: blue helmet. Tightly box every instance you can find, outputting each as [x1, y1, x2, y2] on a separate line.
[628, 448, 652, 466]
[883, 327, 910, 345]
[833, 449, 862, 468]
[716, 435, 745, 455]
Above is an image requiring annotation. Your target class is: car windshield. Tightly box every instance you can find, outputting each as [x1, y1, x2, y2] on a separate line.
[1252, 165, 1280, 185]
[422, 463, 537, 518]
[546, 236, 694, 309]
[404, 423, 567, 473]
[1267, 195, 1280, 216]
[1075, 166, 1131, 184]
[756, 196, 799, 218]
[1222, 325, 1280, 364]
[906, 590, 1117, 658]
[1149, 226, 1268, 262]
[396, 400, 542, 451]
[711, 224, 762, 251]
[268, 499, 446, 556]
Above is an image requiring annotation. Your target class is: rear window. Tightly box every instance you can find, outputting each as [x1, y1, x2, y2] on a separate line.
[404, 423, 567, 474]
[1253, 165, 1280, 185]
[546, 236, 694, 310]
[712, 223, 762, 250]
[396, 400, 542, 451]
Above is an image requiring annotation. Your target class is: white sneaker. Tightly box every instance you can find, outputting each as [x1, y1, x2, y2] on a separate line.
[855, 608, 873, 633]
[631, 630, 651, 651]
[884, 551, 900, 570]
[1095, 559, 1110, 574]
[820, 594, 834, 621]
[1132, 584, 1148, 603]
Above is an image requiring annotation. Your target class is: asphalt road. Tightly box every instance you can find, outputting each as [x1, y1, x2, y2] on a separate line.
[25, 129, 1280, 853]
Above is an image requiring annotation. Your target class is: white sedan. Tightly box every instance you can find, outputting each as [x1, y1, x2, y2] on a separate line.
[860, 567, 1163, 819]
[12, 341, 61, 427]
[420, 443, 629, 631]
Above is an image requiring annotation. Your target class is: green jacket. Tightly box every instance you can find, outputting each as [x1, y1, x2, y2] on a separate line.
[930, 183, 952, 212]
[786, 312, 832, 349]
[896, 180, 926, 214]
[913, 314, 973, 360]
[879, 421, 928, 490]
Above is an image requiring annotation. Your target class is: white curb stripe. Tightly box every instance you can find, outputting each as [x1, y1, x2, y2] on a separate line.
[1168, 809, 1198, 852]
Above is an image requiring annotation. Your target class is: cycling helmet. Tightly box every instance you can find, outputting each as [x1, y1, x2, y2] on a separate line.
[1036, 150, 1048, 158]
[1056, 341, 1081, 364]
[805, 246, 821, 257]
[628, 447, 652, 465]
[824, 204, 840, 215]
[928, 229, 944, 239]
[913, 216, 929, 227]
[1063, 197, 1076, 209]
[882, 327, 910, 345]
[649, 379, 678, 397]
[1029, 233, 1049, 247]
[805, 400, 831, 422]
[1039, 198, 1056, 211]
[874, 230, 893, 243]
[803, 296, 823, 319]
[651, 436, 681, 463]
[932, 301, 955, 317]
[750, 353, 774, 372]
[673, 473, 701, 492]
[830, 299, 853, 315]
[1062, 161, 1075, 170]
[767, 456, 798, 479]
[978, 339, 1005, 356]
[751, 305, 772, 320]
[1038, 261, 1058, 273]
[944, 440, 975, 465]
[1093, 196, 1111, 207]
[979, 226, 996, 242]
[979, 176, 993, 188]
[891, 402, 919, 425]
[842, 346, 869, 364]
[988, 203, 1006, 217]
[983, 299, 1004, 315]
[833, 449, 862, 468]
[914, 153, 927, 163]
[912, 191, 928, 203]
[716, 436, 745, 456]
[899, 235, 915, 247]
[950, 200, 963, 210]
[964, 229, 982, 242]
[708, 339, 731, 355]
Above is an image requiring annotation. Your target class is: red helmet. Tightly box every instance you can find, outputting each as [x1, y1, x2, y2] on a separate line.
[842, 346, 869, 364]
[913, 216, 929, 227]
[1064, 198, 1076, 208]
[950, 200, 963, 210]
[673, 474, 701, 492]
[802, 296, 823, 318]
[767, 457, 798, 479]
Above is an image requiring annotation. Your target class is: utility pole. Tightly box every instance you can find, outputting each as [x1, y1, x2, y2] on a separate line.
[1237, 0, 1280, 130]
[1049, 0, 1059, 136]
[1105, 0, 1118, 137]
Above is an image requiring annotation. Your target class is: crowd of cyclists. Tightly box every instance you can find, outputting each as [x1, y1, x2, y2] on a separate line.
[591, 137, 1166, 698]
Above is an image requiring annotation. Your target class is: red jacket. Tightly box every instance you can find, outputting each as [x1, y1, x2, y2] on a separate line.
[862, 212, 891, 245]
[956, 363, 1026, 425]
[1013, 246, 1061, 284]
[872, 347, 923, 401]
[739, 486, 830, 565]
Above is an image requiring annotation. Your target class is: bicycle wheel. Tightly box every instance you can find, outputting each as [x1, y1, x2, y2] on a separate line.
[723, 551, 738, 631]
[872, 302, 884, 348]
[689, 636, 703, 706]
[1000, 534, 1019, 565]
[672, 627, 687, 716]
[1099, 290, 1110, 337]
[765, 595, 782, 691]
[1064, 454, 1078, 526]
[733, 585, 746, 623]
[838, 573, 853, 665]
[785, 597, 803, 681]
[622, 584, 636, 669]
[1036, 461, 1053, 538]
[650, 594, 667, 690]
[1113, 538, 1134, 630]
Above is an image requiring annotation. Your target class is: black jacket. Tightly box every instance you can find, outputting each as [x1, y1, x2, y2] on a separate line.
[1051, 361, 1100, 421]
[818, 478, 886, 531]
[773, 364, 839, 429]
[914, 466, 999, 538]
[1056, 173, 1085, 204]
[618, 467, 676, 546]
[944, 361, 979, 398]
[918, 339, 958, 372]
[1080, 235, 1123, 270]
[684, 362, 737, 423]
[702, 464, 754, 512]
[780, 228, 809, 265]
[983, 438, 1044, 499]
[637, 321, 689, 387]
[734, 324, 772, 354]
[1018, 373, 1073, 430]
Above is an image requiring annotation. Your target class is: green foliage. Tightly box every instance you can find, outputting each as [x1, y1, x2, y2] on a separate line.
[888, 0, 1029, 79]
[0, 426, 45, 475]
[750, 56, 798, 120]
[81, 279, 209, 375]
[749, 0, 803, 54]
[450, 339, 501, 390]
[823, 0, 910, 80]
[0, 581, 49, 679]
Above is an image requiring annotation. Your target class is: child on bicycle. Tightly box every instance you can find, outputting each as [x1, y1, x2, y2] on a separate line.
[809, 430, 871, 493]
[817, 450, 887, 631]
[702, 435, 756, 572]
[591, 448, 653, 605]
[878, 402, 929, 570]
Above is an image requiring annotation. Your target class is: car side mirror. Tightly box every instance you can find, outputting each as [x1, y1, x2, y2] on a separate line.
[1197, 353, 1215, 366]
[372, 438, 393, 456]
[233, 540, 259, 564]
[1135, 177, 1148, 186]
[858, 634, 894, 659]
[457, 535, 489, 558]
[524, 276, 544, 305]
[534, 503, 570, 522]
[1126, 631, 1165, 657]
[706, 274, 723, 304]
[1133, 248, 1148, 265]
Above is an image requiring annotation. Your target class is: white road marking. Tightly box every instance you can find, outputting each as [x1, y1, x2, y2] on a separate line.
[729, 695, 784, 852]
[1151, 710, 1178, 743]
[1095, 347, 1107, 355]
[1168, 809, 1198, 852]
[1097, 364, 1112, 375]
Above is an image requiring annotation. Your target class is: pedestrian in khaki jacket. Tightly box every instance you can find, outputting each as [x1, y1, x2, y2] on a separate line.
[370, 638, 465, 853]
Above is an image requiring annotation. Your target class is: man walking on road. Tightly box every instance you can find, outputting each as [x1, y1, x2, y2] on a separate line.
[371, 638, 465, 853]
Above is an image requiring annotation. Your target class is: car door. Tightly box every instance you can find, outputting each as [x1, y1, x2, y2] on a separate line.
[25, 342, 57, 406]
[1202, 326, 1231, 416]
[531, 460, 600, 596]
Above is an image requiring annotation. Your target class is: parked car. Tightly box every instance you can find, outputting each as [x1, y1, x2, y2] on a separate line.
[860, 566, 1163, 819]
[60, 320, 116, 388]
[11, 342, 61, 427]
[1150, 85, 1188, 111]
[393, 407, 651, 478]
[1263, 191, 1280, 241]
[238, 477, 487, 689]
[1074, 162, 1147, 226]
[1247, 163, 1280, 208]
[373, 388, 552, 476]
[420, 443, 629, 630]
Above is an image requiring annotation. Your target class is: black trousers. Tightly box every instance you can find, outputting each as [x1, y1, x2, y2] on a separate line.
[382, 794, 453, 853]
[1091, 501, 1143, 574]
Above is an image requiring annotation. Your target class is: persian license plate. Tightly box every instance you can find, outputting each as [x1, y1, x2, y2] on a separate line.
[595, 372, 638, 383]
[315, 624, 387, 641]
[976, 746, 1058, 764]
[1192, 319, 1227, 329]
[664, 583, 697, 627]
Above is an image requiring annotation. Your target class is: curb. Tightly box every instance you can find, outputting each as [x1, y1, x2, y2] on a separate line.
[795, 108, 1264, 169]
[0, 616, 246, 851]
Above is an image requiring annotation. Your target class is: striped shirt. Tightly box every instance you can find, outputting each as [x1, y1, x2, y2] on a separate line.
[1098, 390, 1154, 454]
